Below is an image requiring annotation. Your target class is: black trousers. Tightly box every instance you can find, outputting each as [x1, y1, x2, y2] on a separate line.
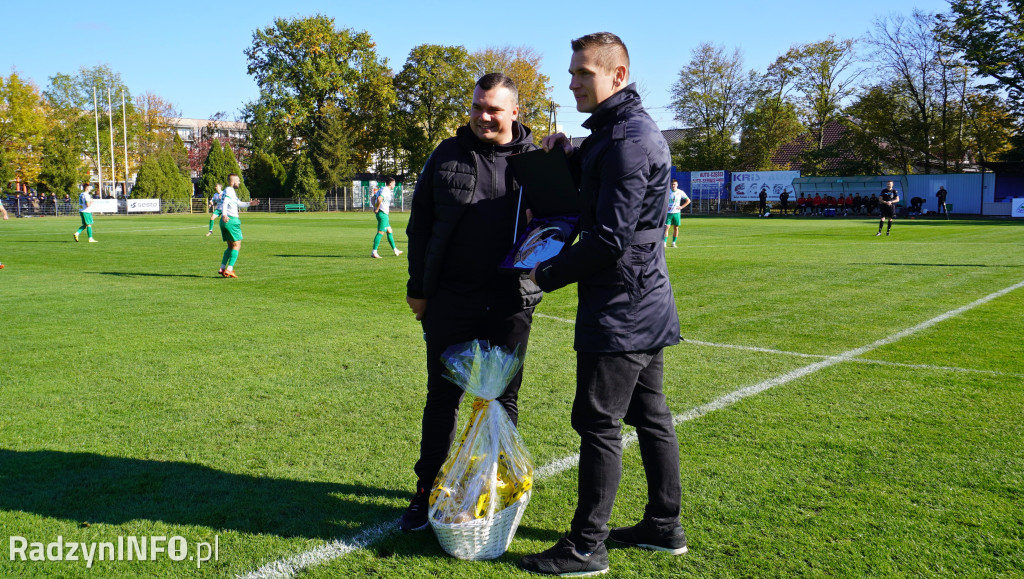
[569, 348, 682, 551]
[413, 289, 533, 491]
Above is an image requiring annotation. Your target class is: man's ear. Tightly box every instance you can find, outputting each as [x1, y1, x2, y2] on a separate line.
[613, 64, 628, 88]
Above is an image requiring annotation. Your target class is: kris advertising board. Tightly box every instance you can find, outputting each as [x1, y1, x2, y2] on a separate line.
[731, 171, 800, 202]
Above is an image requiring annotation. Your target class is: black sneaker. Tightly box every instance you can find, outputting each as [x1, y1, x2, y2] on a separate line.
[520, 537, 609, 576]
[398, 488, 429, 532]
[608, 519, 688, 555]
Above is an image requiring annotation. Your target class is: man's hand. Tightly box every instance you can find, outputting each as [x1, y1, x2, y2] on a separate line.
[541, 133, 574, 156]
[406, 296, 428, 321]
[529, 266, 538, 285]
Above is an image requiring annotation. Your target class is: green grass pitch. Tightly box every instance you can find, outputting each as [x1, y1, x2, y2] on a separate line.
[1, 212, 1022, 578]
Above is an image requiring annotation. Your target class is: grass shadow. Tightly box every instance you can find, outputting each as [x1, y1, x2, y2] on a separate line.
[853, 263, 1022, 268]
[0, 449, 406, 540]
[93, 271, 208, 278]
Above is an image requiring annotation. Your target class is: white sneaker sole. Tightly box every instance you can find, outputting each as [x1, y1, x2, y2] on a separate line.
[636, 543, 688, 555]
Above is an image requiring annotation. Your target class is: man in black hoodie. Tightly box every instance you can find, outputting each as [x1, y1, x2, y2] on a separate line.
[521, 32, 685, 576]
[400, 73, 541, 532]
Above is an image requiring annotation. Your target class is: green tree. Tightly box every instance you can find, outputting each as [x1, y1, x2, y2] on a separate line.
[158, 154, 193, 208]
[470, 46, 554, 138]
[245, 150, 287, 198]
[131, 156, 165, 199]
[132, 152, 192, 207]
[221, 144, 249, 201]
[941, 0, 1024, 159]
[311, 104, 354, 193]
[964, 92, 1016, 163]
[868, 10, 972, 172]
[843, 85, 918, 174]
[787, 37, 861, 152]
[0, 149, 15, 193]
[395, 44, 475, 174]
[241, 96, 292, 162]
[670, 43, 753, 169]
[134, 91, 180, 160]
[284, 152, 325, 211]
[170, 133, 190, 176]
[198, 140, 229, 199]
[38, 124, 85, 195]
[244, 15, 394, 177]
[44, 66, 135, 187]
[0, 72, 49, 187]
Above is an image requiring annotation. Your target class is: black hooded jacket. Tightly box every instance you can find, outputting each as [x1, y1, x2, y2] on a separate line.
[406, 121, 542, 308]
[535, 85, 680, 352]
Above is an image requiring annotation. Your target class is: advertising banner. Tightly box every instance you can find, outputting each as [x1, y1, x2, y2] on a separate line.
[730, 171, 800, 202]
[1012, 198, 1024, 218]
[87, 199, 118, 214]
[690, 170, 728, 200]
[127, 198, 161, 213]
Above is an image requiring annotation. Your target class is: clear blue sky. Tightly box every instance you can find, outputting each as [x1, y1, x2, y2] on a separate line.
[4, 0, 952, 139]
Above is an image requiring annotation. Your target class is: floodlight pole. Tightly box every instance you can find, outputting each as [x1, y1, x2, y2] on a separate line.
[93, 87, 103, 196]
[107, 88, 116, 200]
[122, 90, 129, 198]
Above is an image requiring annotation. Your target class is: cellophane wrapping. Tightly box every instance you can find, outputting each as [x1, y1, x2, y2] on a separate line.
[428, 340, 534, 528]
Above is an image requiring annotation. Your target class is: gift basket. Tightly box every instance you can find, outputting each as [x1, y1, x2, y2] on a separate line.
[429, 340, 534, 560]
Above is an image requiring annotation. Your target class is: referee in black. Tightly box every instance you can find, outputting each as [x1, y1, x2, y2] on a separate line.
[876, 180, 899, 236]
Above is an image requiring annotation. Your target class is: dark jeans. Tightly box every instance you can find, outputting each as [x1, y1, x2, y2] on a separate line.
[569, 348, 682, 551]
[413, 289, 533, 491]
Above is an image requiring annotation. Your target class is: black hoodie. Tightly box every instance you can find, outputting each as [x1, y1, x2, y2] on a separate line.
[406, 121, 541, 306]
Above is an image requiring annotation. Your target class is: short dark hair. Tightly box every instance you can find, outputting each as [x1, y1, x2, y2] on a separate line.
[476, 73, 518, 103]
[386, 177, 396, 186]
[571, 32, 630, 71]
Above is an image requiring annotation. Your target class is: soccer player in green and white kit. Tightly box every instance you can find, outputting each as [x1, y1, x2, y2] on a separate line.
[371, 177, 402, 259]
[74, 184, 98, 242]
[207, 183, 224, 236]
[0, 197, 8, 269]
[664, 179, 690, 247]
[218, 174, 259, 277]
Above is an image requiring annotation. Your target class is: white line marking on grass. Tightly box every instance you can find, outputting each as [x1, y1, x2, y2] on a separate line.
[671, 278, 1024, 426]
[849, 358, 1024, 379]
[681, 339, 828, 359]
[240, 522, 394, 579]
[535, 312, 577, 325]
[242, 279, 1024, 578]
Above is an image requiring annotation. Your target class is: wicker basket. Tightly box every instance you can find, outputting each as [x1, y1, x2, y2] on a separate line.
[430, 492, 531, 560]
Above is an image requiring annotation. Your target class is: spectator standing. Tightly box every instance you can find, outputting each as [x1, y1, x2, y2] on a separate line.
[936, 186, 949, 218]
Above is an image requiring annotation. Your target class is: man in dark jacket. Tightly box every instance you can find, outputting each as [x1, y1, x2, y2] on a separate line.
[520, 32, 684, 577]
[400, 73, 542, 532]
